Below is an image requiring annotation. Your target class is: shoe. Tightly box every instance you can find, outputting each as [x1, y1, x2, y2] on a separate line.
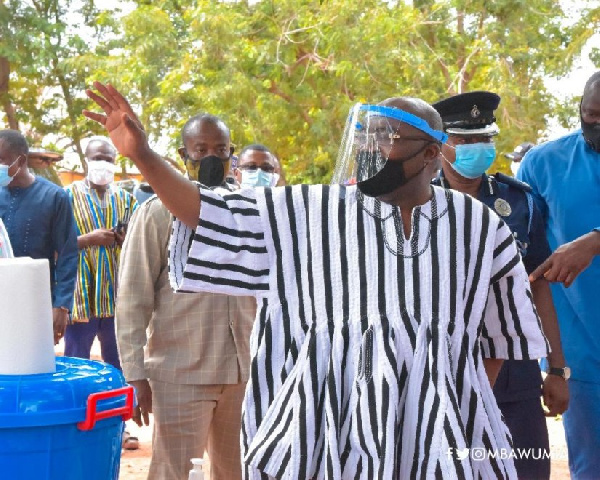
[122, 430, 139, 450]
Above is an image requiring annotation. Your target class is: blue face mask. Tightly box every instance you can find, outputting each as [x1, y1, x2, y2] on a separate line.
[0, 159, 20, 187]
[241, 169, 277, 187]
[450, 143, 496, 179]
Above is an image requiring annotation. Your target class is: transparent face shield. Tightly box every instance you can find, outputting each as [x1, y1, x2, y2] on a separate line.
[331, 104, 448, 257]
[331, 103, 447, 187]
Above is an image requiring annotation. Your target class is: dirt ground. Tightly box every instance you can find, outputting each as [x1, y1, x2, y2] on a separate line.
[118, 416, 570, 480]
[119, 417, 211, 479]
[56, 340, 571, 479]
[119, 411, 211, 479]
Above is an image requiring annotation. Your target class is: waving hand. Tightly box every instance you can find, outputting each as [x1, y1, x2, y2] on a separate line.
[83, 82, 149, 160]
[83, 81, 200, 229]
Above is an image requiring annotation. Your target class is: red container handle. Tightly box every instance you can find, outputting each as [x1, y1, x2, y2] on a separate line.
[77, 386, 134, 431]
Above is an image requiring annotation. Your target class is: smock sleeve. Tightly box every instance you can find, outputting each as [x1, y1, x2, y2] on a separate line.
[169, 186, 270, 297]
[480, 220, 550, 360]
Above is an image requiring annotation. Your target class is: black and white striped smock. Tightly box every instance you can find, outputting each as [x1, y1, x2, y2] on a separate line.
[169, 184, 549, 480]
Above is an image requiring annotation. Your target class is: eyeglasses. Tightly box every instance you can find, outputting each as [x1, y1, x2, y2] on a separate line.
[354, 130, 431, 147]
[237, 164, 276, 173]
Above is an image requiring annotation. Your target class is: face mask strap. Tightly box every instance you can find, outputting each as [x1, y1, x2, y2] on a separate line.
[9, 155, 24, 177]
[0, 156, 22, 186]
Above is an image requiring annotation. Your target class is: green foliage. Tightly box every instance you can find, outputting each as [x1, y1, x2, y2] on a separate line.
[2, 0, 598, 181]
[0, 0, 123, 169]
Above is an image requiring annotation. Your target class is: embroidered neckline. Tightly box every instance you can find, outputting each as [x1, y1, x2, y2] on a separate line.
[355, 187, 451, 257]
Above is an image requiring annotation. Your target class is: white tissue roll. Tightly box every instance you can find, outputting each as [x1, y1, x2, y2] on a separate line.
[0, 257, 56, 374]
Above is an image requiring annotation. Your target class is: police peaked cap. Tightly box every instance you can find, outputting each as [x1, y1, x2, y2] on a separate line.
[432, 91, 501, 136]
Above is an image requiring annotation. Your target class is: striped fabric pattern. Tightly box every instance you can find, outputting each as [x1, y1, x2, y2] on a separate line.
[169, 184, 549, 480]
[66, 180, 138, 321]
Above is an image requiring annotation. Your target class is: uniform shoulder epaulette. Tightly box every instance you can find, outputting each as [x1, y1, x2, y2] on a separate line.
[493, 172, 532, 193]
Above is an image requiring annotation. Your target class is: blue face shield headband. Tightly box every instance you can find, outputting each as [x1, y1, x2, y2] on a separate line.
[357, 104, 448, 144]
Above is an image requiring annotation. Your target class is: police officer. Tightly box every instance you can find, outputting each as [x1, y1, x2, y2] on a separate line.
[432, 91, 569, 480]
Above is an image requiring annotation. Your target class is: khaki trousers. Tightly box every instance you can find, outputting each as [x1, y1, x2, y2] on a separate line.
[148, 380, 246, 480]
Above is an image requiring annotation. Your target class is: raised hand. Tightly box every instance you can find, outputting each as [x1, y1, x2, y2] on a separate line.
[83, 80, 201, 229]
[83, 82, 149, 160]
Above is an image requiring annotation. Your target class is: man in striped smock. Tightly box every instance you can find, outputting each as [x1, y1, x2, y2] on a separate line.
[85, 83, 549, 479]
[64, 136, 138, 370]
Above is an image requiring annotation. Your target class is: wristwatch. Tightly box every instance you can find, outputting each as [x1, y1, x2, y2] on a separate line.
[547, 366, 571, 380]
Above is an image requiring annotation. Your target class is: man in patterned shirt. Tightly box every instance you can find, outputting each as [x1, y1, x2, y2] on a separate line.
[85, 83, 549, 479]
[64, 136, 138, 369]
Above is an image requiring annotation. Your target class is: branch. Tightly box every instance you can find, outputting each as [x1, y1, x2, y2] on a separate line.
[0, 56, 18, 129]
[363, 60, 383, 86]
[341, 74, 354, 101]
[462, 13, 487, 89]
[268, 80, 292, 102]
[414, 30, 453, 93]
[457, 46, 481, 93]
[267, 80, 312, 125]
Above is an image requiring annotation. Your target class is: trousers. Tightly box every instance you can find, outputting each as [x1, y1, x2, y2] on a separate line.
[563, 379, 600, 480]
[64, 316, 121, 370]
[148, 380, 246, 480]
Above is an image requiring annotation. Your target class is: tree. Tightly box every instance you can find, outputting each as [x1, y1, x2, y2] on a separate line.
[0, 0, 119, 172]
[3, 0, 596, 183]
[412, 0, 580, 172]
[98, 0, 587, 182]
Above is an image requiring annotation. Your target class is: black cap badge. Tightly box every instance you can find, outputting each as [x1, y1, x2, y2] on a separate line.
[471, 105, 480, 118]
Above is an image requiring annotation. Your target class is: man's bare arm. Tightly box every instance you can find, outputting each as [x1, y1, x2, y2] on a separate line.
[530, 278, 565, 370]
[83, 82, 200, 228]
[530, 278, 569, 416]
[483, 358, 503, 387]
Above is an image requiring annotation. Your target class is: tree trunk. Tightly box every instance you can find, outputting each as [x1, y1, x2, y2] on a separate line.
[0, 57, 19, 129]
[52, 57, 86, 173]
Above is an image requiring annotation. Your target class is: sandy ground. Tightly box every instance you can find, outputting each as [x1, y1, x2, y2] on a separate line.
[118, 418, 569, 480]
[56, 339, 571, 479]
[119, 414, 211, 480]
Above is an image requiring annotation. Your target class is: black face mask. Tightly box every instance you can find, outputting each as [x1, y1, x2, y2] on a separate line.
[356, 143, 430, 197]
[194, 155, 226, 187]
[581, 116, 600, 153]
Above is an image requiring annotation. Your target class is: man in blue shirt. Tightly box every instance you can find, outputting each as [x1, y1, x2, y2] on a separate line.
[0, 129, 78, 344]
[432, 92, 569, 479]
[518, 71, 600, 480]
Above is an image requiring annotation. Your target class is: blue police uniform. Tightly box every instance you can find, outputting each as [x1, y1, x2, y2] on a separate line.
[434, 171, 552, 479]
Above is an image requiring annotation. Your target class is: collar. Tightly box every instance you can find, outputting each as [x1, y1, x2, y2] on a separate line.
[83, 178, 114, 193]
[434, 170, 495, 196]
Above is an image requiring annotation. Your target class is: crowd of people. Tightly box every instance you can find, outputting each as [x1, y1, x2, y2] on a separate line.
[0, 70, 598, 480]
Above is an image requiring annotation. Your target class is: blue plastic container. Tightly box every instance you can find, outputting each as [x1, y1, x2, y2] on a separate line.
[0, 357, 134, 480]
